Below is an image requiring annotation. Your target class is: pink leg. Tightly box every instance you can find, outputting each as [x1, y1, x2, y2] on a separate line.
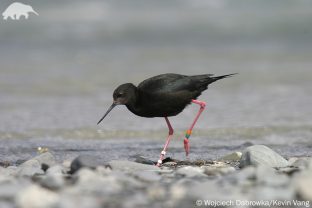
[156, 117, 174, 167]
[183, 99, 206, 156]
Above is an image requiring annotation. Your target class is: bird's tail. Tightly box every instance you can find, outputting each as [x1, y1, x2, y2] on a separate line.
[192, 73, 237, 91]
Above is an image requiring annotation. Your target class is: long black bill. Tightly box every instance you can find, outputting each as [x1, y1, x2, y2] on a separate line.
[97, 103, 117, 125]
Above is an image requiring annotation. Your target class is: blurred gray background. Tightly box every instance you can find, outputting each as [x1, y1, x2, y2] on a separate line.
[0, 0, 311, 161]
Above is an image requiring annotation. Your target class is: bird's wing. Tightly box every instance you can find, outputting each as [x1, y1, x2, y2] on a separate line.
[137, 73, 195, 94]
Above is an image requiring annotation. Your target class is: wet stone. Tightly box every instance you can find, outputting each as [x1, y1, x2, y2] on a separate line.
[69, 155, 102, 174]
[239, 145, 289, 168]
[133, 155, 155, 165]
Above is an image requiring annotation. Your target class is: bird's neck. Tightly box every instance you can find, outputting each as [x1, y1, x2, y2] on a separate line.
[125, 88, 144, 116]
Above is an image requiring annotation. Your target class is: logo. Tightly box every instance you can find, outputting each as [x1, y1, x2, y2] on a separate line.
[2, 2, 38, 20]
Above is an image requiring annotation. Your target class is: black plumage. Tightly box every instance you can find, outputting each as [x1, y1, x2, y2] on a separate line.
[97, 73, 236, 124]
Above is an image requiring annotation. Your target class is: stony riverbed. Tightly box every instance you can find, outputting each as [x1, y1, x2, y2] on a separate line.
[0, 144, 311, 208]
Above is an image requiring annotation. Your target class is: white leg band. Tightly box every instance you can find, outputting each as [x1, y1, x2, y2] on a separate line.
[157, 160, 162, 164]
[161, 151, 166, 155]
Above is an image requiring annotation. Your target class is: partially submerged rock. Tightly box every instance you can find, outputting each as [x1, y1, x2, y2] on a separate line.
[239, 145, 289, 168]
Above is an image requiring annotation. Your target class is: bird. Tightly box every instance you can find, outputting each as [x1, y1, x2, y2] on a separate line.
[97, 73, 236, 166]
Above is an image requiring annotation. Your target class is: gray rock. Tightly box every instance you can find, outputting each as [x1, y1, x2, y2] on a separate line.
[15, 185, 59, 208]
[203, 166, 236, 176]
[95, 166, 112, 176]
[121, 193, 149, 208]
[133, 155, 155, 165]
[219, 152, 242, 161]
[70, 155, 102, 174]
[0, 179, 31, 201]
[0, 201, 14, 208]
[291, 158, 310, 169]
[239, 145, 289, 168]
[134, 171, 161, 182]
[294, 171, 312, 200]
[18, 159, 44, 177]
[255, 165, 289, 187]
[252, 186, 295, 201]
[108, 160, 159, 173]
[58, 195, 101, 208]
[308, 159, 312, 170]
[0, 166, 18, 177]
[110, 171, 145, 189]
[288, 157, 298, 164]
[188, 180, 242, 200]
[224, 166, 256, 186]
[176, 166, 206, 177]
[170, 183, 187, 201]
[277, 166, 300, 175]
[72, 168, 122, 194]
[40, 174, 65, 190]
[147, 185, 166, 200]
[32, 152, 56, 168]
[46, 165, 66, 176]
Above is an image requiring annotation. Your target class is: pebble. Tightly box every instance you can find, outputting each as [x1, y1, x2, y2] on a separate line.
[17, 159, 44, 177]
[15, 185, 59, 208]
[46, 165, 66, 176]
[108, 160, 159, 173]
[73, 168, 122, 194]
[176, 166, 206, 177]
[0, 166, 18, 177]
[133, 171, 161, 182]
[291, 158, 310, 169]
[32, 152, 56, 168]
[40, 174, 65, 190]
[294, 171, 312, 200]
[203, 166, 236, 176]
[69, 155, 101, 174]
[147, 184, 166, 200]
[255, 165, 289, 187]
[239, 145, 289, 168]
[219, 152, 242, 161]
[0, 150, 311, 208]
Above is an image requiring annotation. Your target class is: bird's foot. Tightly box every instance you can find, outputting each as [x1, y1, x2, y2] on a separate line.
[156, 151, 166, 167]
[156, 160, 162, 167]
[184, 138, 190, 156]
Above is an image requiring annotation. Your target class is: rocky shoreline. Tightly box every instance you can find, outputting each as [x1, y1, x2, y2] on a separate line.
[0, 145, 311, 208]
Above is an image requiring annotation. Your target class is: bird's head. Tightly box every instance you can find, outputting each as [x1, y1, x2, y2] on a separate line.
[97, 83, 137, 125]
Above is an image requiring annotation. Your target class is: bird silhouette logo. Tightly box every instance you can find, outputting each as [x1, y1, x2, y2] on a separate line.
[2, 2, 39, 20]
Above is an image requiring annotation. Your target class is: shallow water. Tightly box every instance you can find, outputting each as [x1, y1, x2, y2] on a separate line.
[0, 0, 311, 163]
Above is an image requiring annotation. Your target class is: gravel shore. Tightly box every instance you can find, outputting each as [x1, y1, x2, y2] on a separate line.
[0, 145, 311, 208]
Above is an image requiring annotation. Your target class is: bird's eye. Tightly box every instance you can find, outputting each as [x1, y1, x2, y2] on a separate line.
[117, 92, 123, 98]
